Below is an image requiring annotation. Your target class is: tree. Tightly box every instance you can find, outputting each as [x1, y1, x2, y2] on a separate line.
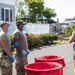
[24, 0, 44, 23]
[66, 24, 75, 36]
[16, 0, 57, 22]
[43, 7, 56, 19]
[16, 1, 27, 21]
[25, 0, 44, 5]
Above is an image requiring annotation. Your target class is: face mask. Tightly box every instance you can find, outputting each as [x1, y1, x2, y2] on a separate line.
[24, 25, 26, 30]
[8, 26, 10, 31]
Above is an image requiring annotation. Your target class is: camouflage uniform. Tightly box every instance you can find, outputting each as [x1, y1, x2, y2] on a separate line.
[12, 29, 28, 75]
[73, 44, 75, 60]
[1, 55, 12, 75]
[15, 52, 28, 75]
[0, 51, 2, 67]
[0, 31, 12, 75]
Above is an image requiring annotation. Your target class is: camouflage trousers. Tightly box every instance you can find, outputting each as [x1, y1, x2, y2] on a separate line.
[0, 53, 2, 67]
[0, 58, 1, 67]
[73, 44, 75, 60]
[1, 55, 12, 75]
[15, 53, 28, 75]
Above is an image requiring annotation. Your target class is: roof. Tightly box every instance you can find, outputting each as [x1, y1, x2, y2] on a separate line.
[21, 15, 30, 20]
[37, 14, 47, 20]
[47, 19, 56, 23]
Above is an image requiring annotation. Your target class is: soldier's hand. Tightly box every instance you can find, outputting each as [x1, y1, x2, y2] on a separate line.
[27, 50, 30, 54]
[21, 50, 30, 55]
[14, 42, 18, 48]
[9, 56, 15, 63]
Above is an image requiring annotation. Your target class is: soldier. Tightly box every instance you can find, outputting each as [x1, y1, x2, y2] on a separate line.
[12, 20, 30, 75]
[69, 30, 75, 74]
[0, 21, 15, 75]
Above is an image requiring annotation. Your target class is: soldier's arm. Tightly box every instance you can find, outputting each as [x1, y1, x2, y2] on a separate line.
[13, 35, 30, 55]
[12, 38, 22, 51]
[69, 33, 75, 43]
[0, 40, 12, 57]
[24, 35, 28, 50]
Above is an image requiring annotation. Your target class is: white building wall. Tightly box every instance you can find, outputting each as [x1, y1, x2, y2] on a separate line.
[0, 0, 17, 33]
[63, 18, 75, 25]
[0, 0, 17, 6]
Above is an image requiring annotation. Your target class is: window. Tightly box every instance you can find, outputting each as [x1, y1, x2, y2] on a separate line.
[1, 8, 12, 22]
[5, 9, 9, 21]
[10, 10, 12, 22]
[1, 8, 4, 21]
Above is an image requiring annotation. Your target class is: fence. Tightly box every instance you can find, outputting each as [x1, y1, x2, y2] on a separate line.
[24, 23, 50, 34]
[0, 23, 50, 35]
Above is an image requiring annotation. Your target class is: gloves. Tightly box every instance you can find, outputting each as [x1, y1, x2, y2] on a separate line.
[21, 50, 30, 55]
[27, 49, 30, 54]
[14, 42, 18, 48]
[9, 56, 15, 63]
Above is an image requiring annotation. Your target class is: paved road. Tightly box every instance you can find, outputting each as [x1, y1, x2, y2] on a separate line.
[0, 42, 74, 75]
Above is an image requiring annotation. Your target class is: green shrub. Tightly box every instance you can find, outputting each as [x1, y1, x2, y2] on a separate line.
[28, 33, 58, 46]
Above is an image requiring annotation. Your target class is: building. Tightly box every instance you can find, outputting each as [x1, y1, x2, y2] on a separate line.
[0, 0, 18, 34]
[58, 16, 75, 33]
[63, 16, 75, 25]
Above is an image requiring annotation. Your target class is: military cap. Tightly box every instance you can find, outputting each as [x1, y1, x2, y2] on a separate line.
[0, 21, 10, 28]
[16, 20, 26, 26]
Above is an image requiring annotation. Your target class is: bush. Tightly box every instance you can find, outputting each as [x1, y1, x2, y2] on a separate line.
[27, 33, 58, 48]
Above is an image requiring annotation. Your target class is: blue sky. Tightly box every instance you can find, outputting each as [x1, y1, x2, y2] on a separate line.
[44, 0, 75, 22]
